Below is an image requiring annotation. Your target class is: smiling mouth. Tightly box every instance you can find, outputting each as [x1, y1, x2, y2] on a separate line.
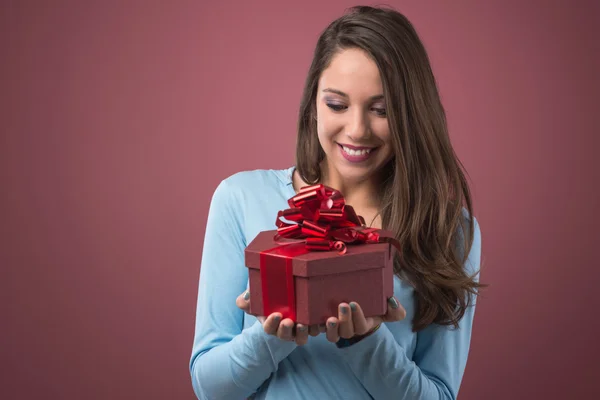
[338, 143, 378, 156]
[337, 143, 379, 162]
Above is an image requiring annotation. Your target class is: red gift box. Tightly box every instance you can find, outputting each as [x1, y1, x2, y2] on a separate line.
[244, 184, 400, 326]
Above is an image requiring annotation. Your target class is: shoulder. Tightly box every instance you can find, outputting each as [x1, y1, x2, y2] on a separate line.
[214, 167, 292, 198]
[207, 167, 294, 242]
[460, 207, 481, 243]
[222, 167, 292, 190]
[458, 207, 482, 278]
[209, 167, 293, 214]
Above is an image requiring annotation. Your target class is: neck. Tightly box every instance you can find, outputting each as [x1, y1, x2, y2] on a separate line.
[319, 160, 381, 210]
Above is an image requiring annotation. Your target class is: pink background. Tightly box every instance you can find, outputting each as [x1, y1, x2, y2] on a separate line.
[2, 1, 599, 399]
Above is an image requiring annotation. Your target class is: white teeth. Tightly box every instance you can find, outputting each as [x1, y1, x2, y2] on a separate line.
[342, 146, 371, 156]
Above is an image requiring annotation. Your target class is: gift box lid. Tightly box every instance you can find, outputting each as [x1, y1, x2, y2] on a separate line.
[245, 229, 395, 278]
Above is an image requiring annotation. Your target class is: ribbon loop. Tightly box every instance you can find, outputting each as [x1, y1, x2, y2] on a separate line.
[275, 184, 399, 254]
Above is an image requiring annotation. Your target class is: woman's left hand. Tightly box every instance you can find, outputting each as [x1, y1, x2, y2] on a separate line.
[325, 297, 407, 343]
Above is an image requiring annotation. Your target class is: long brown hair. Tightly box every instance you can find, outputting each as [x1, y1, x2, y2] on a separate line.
[295, 5, 484, 332]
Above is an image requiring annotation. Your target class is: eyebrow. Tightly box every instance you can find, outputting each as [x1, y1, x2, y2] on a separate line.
[322, 88, 384, 101]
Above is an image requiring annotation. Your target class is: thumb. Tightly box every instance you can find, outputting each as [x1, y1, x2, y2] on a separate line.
[382, 297, 406, 322]
[235, 290, 251, 313]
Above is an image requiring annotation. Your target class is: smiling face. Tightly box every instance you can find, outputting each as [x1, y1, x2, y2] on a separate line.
[315, 47, 394, 185]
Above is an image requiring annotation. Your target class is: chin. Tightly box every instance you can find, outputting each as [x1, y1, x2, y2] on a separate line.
[332, 160, 383, 184]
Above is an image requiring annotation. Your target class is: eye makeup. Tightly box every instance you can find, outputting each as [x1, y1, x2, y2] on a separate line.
[323, 98, 387, 117]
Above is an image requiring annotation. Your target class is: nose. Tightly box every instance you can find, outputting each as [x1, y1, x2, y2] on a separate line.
[346, 108, 371, 142]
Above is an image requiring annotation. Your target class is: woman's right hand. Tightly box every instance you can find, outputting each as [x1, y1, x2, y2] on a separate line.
[236, 290, 325, 346]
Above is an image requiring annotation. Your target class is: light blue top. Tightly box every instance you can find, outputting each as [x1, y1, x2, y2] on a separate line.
[189, 167, 481, 400]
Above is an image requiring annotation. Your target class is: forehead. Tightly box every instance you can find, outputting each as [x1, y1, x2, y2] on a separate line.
[318, 48, 383, 95]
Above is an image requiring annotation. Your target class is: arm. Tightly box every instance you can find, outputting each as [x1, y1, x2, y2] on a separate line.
[336, 218, 482, 399]
[189, 178, 297, 400]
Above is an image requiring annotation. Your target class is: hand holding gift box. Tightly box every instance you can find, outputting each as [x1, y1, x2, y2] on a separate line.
[240, 184, 406, 342]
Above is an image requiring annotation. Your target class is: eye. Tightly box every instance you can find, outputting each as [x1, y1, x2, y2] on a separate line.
[326, 103, 347, 112]
[372, 107, 387, 117]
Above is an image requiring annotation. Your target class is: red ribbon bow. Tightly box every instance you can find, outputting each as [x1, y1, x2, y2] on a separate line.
[274, 184, 384, 254]
[257, 183, 401, 322]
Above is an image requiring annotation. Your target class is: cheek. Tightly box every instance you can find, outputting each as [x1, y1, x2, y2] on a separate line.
[373, 121, 394, 157]
[316, 111, 341, 143]
[373, 120, 392, 143]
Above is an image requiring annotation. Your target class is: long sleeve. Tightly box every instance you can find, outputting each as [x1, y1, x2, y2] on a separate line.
[189, 178, 298, 400]
[337, 217, 482, 399]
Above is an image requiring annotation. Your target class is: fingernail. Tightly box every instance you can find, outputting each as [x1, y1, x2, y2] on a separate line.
[341, 306, 348, 314]
[243, 291, 250, 301]
[388, 297, 399, 309]
[274, 315, 281, 322]
[328, 321, 337, 327]
[350, 302, 357, 311]
[298, 325, 307, 332]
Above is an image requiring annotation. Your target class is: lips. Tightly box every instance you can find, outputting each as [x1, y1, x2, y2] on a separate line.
[339, 143, 376, 152]
[338, 143, 378, 163]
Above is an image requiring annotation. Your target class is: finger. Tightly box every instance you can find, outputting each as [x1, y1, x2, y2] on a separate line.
[382, 297, 407, 322]
[295, 324, 309, 346]
[338, 303, 354, 339]
[277, 318, 295, 341]
[325, 317, 340, 343]
[308, 325, 320, 337]
[349, 302, 369, 335]
[262, 313, 282, 335]
[235, 290, 251, 313]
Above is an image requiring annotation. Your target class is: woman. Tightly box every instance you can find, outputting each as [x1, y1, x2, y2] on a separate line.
[190, 5, 483, 400]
